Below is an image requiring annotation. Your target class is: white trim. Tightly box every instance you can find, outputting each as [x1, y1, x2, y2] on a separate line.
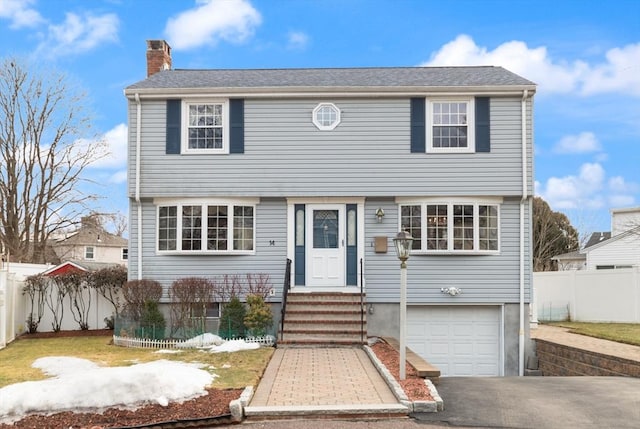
[426, 97, 475, 153]
[181, 99, 229, 154]
[395, 196, 503, 204]
[288, 197, 366, 205]
[312, 102, 341, 130]
[125, 87, 537, 99]
[84, 246, 95, 260]
[286, 198, 366, 289]
[397, 200, 501, 254]
[154, 197, 260, 205]
[155, 199, 257, 255]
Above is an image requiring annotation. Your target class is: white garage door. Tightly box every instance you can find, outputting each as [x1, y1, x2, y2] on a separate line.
[407, 306, 501, 376]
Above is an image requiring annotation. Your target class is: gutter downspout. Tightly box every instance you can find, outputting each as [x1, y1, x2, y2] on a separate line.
[519, 89, 529, 376]
[135, 93, 142, 280]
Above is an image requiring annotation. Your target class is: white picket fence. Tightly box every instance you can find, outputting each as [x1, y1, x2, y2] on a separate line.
[533, 267, 640, 322]
[113, 335, 275, 349]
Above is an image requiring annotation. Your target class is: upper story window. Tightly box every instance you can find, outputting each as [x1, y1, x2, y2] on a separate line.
[312, 103, 341, 130]
[399, 199, 500, 254]
[426, 98, 475, 153]
[121, 248, 128, 260]
[156, 199, 256, 254]
[84, 246, 95, 260]
[182, 100, 229, 153]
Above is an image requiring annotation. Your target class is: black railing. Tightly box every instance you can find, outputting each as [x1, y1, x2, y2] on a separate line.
[279, 258, 292, 342]
[360, 257, 365, 343]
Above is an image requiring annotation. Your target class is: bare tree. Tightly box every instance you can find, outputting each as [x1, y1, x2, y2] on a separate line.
[533, 197, 579, 271]
[0, 57, 108, 263]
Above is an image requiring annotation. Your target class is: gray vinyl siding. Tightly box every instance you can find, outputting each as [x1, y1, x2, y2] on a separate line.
[128, 97, 533, 199]
[363, 197, 531, 304]
[128, 198, 289, 300]
[129, 196, 531, 304]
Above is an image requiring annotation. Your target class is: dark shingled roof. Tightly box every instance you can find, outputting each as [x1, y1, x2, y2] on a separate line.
[584, 231, 612, 248]
[126, 66, 535, 91]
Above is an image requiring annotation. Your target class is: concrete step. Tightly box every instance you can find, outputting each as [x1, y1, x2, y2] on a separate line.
[285, 310, 366, 322]
[285, 303, 364, 312]
[282, 320, 364, 331]
[280, 330, 365, 342]
[286, 292, 365, 304]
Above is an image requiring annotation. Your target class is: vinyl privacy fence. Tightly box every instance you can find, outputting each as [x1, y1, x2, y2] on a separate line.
[533, 267, 640, 323]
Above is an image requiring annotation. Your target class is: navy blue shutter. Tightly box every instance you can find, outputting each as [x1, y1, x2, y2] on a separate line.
[475, 97, 490, 152]
[294, 204, 305, 285]
[229, 99, 244, 154]
[410, 98, 426, 153]
[166, 99, 181, 154]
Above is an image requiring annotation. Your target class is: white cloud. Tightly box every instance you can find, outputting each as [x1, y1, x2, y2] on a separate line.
[422, 35, 640, 97]
[37, 12, 119, 58]
[0, 0, 44, 29]
[287, 31, 309, 50]
[538, 163, 606, 209]
[91, 123, 128, 169]
[553, 132, 601, 154]
[538, 163, 637, 210]
[165, 0, 262, 50]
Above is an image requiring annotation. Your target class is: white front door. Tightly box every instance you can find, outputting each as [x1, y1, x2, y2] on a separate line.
[306, 205, 345, 286]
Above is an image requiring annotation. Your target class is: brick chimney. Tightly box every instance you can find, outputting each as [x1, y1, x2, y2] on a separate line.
[146, 40, 172, 77]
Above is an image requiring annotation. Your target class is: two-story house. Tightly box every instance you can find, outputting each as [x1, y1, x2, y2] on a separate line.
[124, 40, 535, 376]
[50, 215, 128, 267]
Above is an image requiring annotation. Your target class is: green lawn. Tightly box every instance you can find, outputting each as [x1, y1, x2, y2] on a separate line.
[0, 335, 274, 389]
[547, 322, 640, 347]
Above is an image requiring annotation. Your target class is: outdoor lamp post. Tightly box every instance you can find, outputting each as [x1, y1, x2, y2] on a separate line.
[393, 230, 413, 380]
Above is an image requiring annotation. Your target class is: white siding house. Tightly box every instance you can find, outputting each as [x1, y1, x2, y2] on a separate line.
[124, 40, 536, 376]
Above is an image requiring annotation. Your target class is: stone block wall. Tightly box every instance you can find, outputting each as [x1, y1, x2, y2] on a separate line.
[535, 339, 640, 377]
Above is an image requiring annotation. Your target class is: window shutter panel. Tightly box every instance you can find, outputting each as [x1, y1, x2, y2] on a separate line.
[166, 99, 181, 154]
[229, 99, 245, 154]
[475, 97, 490, 152]
[410, 98, 426, 153]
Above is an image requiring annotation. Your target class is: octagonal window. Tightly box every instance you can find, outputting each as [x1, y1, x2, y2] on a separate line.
[312, 103, 341, 130]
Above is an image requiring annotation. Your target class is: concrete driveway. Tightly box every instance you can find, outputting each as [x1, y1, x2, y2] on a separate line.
[412, 376, 640, 429]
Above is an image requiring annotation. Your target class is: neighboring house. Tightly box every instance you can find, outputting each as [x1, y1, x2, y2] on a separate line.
[51, 216, 128, 267]
[553, 231, 610, 270]
[553, 207, 640, 271]
[124, 40, 536, 376]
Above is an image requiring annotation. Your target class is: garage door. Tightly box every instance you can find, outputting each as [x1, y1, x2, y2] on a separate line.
[407, 306, 501, 376]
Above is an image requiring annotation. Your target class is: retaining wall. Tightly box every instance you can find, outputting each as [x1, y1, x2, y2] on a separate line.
[535, 339, 640, 377]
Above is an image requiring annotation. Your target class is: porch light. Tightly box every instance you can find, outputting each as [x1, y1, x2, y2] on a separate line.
[375, 208, 385, 223]
[393, 230, 413, 380]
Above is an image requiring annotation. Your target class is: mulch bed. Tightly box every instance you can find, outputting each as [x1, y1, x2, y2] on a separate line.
[2, 331, 433, 428]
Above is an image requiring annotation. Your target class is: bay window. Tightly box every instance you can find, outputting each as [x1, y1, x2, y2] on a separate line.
[400, 200, 500, 253]
[157, 200, 255, 253]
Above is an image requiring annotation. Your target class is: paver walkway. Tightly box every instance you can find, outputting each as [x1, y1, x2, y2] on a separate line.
[250, 347, 399, 406]
[531, 324, 640, 362]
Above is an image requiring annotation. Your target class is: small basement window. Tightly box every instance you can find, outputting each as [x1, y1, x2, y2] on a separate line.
[312, 103, 341, 130]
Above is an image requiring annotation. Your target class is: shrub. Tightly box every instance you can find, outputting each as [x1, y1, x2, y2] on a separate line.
[121, 279, 163, 321]
[219, 297, 246, 339]
[244, 294, 273, 337]
[139, 301, 166, 339]
[168, 277, 215, 338]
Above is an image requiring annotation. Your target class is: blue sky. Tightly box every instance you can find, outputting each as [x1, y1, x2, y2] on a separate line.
[1, 0, 638, 237]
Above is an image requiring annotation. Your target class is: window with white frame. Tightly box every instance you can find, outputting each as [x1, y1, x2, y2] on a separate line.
[427, 98, 474, 153]
[183, 100, 229, 153]
[399, 201, 499, 253]
[84, 246, 95, 260]
[312, 103, 341, 130]
[157, 200, 255, 253]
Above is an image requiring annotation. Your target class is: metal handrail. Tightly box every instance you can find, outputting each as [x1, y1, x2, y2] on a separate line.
[360, 257, 364, 343]
[279, 258, 292, 342]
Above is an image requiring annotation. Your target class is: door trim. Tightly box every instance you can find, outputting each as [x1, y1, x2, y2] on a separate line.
[287, 198, 365, 289]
